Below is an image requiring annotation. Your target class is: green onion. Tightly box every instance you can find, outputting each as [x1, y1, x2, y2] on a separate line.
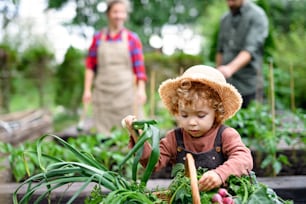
[119, 120, 160, 187]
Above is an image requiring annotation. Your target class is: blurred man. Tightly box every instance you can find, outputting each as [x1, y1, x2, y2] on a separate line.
[216, 0, 268, 108]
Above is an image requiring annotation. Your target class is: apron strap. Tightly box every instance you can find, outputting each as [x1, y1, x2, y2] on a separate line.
[100, 28, 128, 43]
[100, 28, 107, 41]
[122, 29, 128, 44]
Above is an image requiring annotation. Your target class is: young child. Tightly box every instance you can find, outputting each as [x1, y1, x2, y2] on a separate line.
[123, 65, 253, 191]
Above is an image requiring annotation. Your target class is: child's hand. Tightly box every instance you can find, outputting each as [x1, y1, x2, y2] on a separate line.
[122, 115, 138, 142]
[198, 170, 222, 191]
[122, 115, 136, 129]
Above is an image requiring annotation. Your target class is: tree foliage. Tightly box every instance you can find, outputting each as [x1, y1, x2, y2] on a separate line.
[0, 43, 18, 113]
[272, 30, 306, 109]
[1, 0, 306, 111]
[55, 46, 85, 114]
[17, 43, 54, 107]
[267, 0, 306, 33]
[45, 0, 214, 44]
[0, 0, 20, 29]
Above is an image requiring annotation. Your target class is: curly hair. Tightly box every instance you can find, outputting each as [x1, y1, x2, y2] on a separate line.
[171, 80, 225, 126]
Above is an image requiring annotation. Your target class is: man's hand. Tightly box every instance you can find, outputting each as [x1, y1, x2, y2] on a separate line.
[217, 50, 252, 78]
[217, 65, 234, 78]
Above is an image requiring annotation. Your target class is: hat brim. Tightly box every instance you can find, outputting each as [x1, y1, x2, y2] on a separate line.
[158, 76, 242, 121]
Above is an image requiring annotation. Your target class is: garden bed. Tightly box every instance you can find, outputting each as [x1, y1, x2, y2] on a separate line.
[0, 111, 304, 203]
[252, 148, 306, 176]
[0, 176, 305, 204]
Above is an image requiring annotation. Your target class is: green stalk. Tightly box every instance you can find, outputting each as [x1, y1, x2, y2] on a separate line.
[170, 182, 189, 203]
[119, 123, 151, 168]
[21, 177, 93, 204]
[37, 134, 107, 170]
[141, 125, 160, 185]
[13, 162, 123, 203]
[120, 120, 160, 186]
[103, 189, 155, 204]
[14, 119, 161, 203]
[131, 119, 157, 129]
[240, 178, 249, 204]
[132, 145, 144, 181]
[33, 182, 69, 204]
[22, 153, 31, 177]
[66, 175, 97, 204]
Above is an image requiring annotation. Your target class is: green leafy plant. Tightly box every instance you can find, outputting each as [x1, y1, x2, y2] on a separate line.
[225, 101, 305, 176]
[12, 134, 134, 204]
[84, 185, 104, 204]
[100, 189, 161, 204]
[167, 164, 292, 204]
[0, 141, 54, 182]
[227, 173, 293, 204]
[168, 164, 215, 203]
[10, 118, 296, 204]
[12, 120, 163, 204]
[55, 46, 85, 114]
[0, 128, 133, 182]
[119, 119, 160, 186]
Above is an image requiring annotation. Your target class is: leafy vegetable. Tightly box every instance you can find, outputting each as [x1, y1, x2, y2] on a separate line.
[12, 134, 133, 204]
[119, 119, 160, 186]
[100, 188, 161, 204]
[168, 164, 215, 203]
[12, 120, 294, 204]
[227, 173, 293, 204]
[167, 165, 293, 204]
[13, 120, 162, 204]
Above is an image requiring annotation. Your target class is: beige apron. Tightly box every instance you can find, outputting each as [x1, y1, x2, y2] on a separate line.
[92, 30, 139, 136]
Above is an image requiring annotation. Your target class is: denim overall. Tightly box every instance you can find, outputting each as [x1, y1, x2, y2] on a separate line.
[175, 125, 227, 169]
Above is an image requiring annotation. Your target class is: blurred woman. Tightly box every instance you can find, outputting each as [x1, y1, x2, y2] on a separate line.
[83, 0, 147, 138]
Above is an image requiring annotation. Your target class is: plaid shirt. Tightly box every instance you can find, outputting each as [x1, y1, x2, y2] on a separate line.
[85, 28, 147, 81]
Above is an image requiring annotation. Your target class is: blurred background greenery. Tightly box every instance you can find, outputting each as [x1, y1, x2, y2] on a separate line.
[0, 0, 306, 181]
[0, 0, 305, 131]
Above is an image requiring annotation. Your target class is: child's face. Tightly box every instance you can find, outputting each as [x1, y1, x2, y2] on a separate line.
[176, 100, 216, 137]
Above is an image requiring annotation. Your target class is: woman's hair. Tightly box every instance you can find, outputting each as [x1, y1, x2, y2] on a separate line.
[173, 80, 225, 126]
[106, 0, 131, 13]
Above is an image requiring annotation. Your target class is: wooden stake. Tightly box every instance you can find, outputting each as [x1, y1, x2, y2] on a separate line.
[186, 153, 201, 204]
[269, 60, 275, 137]
[150, 70, 156, 118]
[268, 59, 277, 177]
[289, 63, 296, 112]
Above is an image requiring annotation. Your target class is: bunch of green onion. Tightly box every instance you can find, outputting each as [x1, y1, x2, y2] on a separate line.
[13, 120, 162, 204]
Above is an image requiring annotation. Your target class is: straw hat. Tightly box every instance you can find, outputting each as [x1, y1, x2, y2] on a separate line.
[158, 65, 242, 121]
